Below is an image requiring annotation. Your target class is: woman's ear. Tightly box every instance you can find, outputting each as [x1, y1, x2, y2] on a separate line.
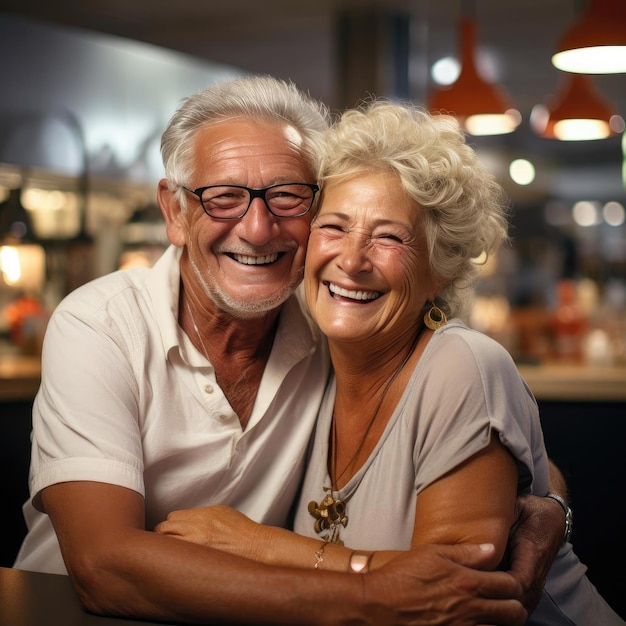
[428, 278, 445, 303]
[157, 179, 186, 247]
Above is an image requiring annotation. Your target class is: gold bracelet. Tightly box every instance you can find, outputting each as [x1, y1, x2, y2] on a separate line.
[314, 542, 326, 569]
[348, 551, 372, 573]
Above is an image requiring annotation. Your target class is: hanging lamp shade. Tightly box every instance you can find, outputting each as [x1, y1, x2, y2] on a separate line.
[552, 0, 626, 73]
[532, 73, 624, 140]
[428, 18, 521, 136]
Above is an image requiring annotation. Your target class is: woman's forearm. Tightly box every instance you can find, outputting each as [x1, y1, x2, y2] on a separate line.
[256, 524, 401, 571]
[156, 505, 401, 572]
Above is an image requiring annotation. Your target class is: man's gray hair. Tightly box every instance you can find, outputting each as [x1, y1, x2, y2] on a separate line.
[161, 75, 331, 196]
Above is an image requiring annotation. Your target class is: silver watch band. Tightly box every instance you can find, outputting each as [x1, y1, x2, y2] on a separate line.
[546, 492, 573, 544]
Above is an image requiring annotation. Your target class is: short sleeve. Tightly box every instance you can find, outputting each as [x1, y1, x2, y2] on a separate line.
[410, 324, 549, 496]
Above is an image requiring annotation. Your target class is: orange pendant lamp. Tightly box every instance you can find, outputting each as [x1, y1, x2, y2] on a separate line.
[552, 0, 626, 74]
[428, 17, 521, 136]
[531, 73, 624, 140]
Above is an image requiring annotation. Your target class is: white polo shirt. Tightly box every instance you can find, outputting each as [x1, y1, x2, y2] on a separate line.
[14, 245, 329, 575]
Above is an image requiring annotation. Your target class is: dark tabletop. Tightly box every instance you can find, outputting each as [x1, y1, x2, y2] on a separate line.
[0, 567, 176, 626]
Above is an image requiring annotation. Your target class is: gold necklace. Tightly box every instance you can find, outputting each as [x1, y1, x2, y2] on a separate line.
[308, 329, 421, 544]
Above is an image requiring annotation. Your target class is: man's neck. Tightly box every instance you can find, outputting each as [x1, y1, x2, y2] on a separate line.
[181, 287, 282, 429]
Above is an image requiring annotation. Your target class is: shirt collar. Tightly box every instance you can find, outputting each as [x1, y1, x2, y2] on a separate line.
[144, 245, 321, 365]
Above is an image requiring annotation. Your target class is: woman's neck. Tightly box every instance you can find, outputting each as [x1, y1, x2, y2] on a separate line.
[329, 328, 429, 398]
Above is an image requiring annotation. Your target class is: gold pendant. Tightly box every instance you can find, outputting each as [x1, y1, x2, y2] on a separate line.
[308, 494, 348, 545]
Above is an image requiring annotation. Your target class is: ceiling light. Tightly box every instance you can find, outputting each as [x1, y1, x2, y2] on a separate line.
[431, 57, 460, 86]
[573, 200, 601, 226]
[531, 73, 624, 140]
[428, 18, 521, 136]
[509, 159, 536, 186]
[552, 0, 626, 74]
[603, 201, 625, 226]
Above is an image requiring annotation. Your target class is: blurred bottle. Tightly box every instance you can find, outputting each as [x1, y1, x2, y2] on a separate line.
[551, 279, 588, 363]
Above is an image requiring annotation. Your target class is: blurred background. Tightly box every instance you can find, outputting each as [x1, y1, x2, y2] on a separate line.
[0, 0, 624, 618]
[0, 0, 624, 364]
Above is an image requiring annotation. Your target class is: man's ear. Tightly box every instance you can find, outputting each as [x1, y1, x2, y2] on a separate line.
[157, 179, 186, 247]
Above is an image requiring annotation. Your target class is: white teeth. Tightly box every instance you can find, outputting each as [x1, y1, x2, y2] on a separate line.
[328, 282, 380, 301]
[233, 253, 279, 265]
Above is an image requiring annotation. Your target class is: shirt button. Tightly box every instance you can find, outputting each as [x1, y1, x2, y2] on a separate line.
[218, 413, 231, 421]
[203, 384, 214, 394]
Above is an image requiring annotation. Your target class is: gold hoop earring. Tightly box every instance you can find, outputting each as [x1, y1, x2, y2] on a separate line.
[424, 303, 447, 330]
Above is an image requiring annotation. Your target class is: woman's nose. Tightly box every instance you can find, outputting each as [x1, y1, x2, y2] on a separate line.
[337, 233, 373, 274]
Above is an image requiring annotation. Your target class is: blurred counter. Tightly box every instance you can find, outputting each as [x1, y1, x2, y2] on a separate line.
[0, 354, 41, 402]
[1, 354, 625, 403]
[517, 363, 626, 402]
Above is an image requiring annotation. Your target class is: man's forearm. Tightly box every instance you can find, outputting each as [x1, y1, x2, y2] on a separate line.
[547, 459, 568, 502]
[72, 530, 367, 625]
[72, 533, 525, 625]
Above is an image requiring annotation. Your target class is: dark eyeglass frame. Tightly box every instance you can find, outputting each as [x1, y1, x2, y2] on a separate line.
[181, 182, 320, 220]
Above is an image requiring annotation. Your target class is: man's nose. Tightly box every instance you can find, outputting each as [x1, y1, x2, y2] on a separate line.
[237, 196, 279, 242]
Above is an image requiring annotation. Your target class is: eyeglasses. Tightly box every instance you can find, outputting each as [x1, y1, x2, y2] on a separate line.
[181, 182, 320, 220]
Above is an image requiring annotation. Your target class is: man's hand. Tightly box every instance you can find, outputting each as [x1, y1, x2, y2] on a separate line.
[368, 543, 527, 626]
[507, 494, 563, 614]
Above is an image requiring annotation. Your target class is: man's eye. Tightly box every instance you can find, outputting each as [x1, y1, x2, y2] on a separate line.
[273, 191, 298, 200]
[206, 191, 244, 204]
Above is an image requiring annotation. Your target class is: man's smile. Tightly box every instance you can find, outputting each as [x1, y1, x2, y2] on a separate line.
[229, 252, 282, 265]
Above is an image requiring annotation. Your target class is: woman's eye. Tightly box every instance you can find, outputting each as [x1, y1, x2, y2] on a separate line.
[376, 233, 404, 243]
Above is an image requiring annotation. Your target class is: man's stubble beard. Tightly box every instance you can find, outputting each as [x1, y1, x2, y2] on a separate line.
[190, 257, 304, 320]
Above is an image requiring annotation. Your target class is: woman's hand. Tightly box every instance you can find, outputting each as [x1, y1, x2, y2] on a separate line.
[154, 505, 268, 562]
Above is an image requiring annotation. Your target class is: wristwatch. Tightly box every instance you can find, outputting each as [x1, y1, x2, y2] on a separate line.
[546, 492, 573, 544]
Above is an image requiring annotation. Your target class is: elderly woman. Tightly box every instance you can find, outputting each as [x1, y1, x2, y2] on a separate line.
[158, 101, 624, 624]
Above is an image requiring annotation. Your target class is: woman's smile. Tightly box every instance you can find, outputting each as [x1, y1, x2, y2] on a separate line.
[326, 281, 382, 302]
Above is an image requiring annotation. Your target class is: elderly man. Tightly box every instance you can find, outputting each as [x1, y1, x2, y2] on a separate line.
[14, 75, 565, 625]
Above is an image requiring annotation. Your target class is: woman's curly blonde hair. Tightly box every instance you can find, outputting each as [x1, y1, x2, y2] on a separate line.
[318, 99, 509, 321]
